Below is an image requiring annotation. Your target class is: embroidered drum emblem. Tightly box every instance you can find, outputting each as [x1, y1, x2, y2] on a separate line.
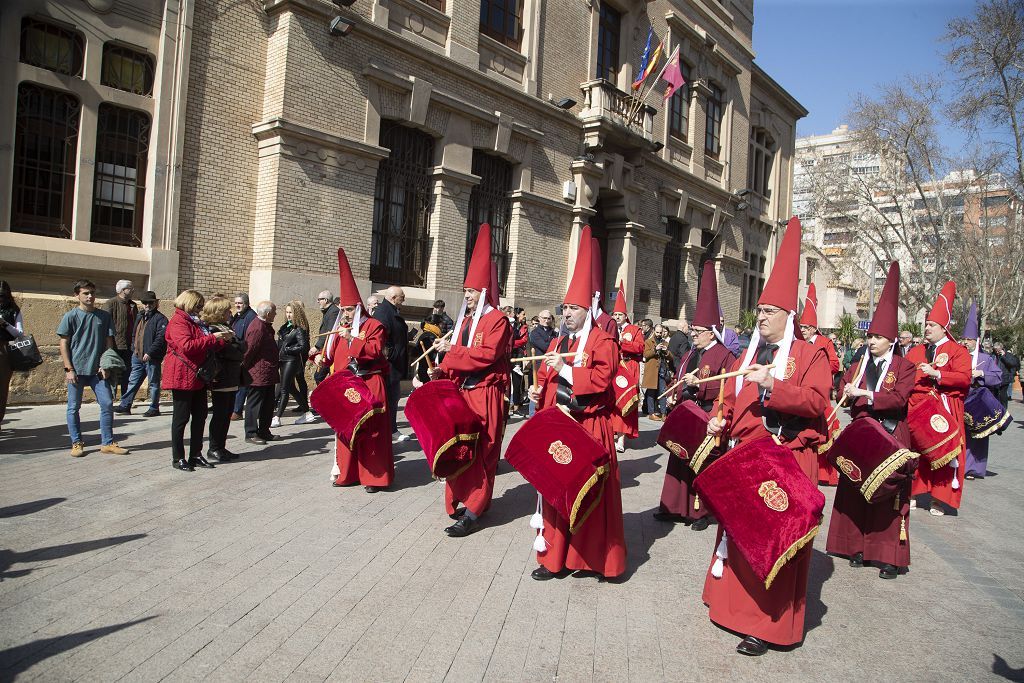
[622, 332, 633, 342]
[474, 332, 483, 347]
[700, 365, 711, 379]
[883, 371, 897, 387]
[930, 414, 949, 433]
[758, 480, 789, 512]
[836, 456, 863, 482]
[664, 440, 685, 457]
[344, 388, 361, 404]
[616, 375, 629, 388]
[935, 353, 949, 368]
[784, 357, 797, 380]
[549, 440, 573, 465]
[581, 352, 589, 366]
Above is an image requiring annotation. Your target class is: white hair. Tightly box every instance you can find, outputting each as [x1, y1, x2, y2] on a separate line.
[256, 301, 276, 319]
[115, 280, 133, 293]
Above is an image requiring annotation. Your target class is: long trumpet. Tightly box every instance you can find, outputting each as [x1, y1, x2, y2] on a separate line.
[659, 363, 777, 400]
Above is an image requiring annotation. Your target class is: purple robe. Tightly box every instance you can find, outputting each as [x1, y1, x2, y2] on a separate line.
[965, 351, 1002, 478]
[722, 327, 740, 355]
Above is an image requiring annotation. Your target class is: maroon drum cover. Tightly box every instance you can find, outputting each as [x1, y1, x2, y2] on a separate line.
[612, 361, 640, 417]
[506, 406, 611, 533]
[907, 393, 963, 470]
[405, 379, 483, 480]
[694, 437, 825, 589]
[964, 385, 1012, 438]
[309, 370, 384, 450]
[658, 401, 718, 473]
[829, 417, 917, 503]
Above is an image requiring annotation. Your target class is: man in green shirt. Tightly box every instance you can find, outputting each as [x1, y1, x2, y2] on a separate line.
[57, 280, 130, 457]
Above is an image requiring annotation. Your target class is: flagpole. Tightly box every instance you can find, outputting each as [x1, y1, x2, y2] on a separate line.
[627, 37, 673, 127]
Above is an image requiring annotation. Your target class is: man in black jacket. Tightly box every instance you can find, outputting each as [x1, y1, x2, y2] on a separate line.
[373, 286, 409, 439]
[113, 291, 167, 417]
[313, 289, 340, 386]
[526, 309, 557, 416]
[993, 342, 1020, 408]
[230, 293, 258, 419]
[668, 319, 691, 360]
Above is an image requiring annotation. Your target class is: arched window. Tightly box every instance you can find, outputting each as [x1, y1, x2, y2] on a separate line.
[20, 17, 84, 77]
[91, 104, 151, 247]
[467, 151, 514, 291]
[102, 44, 155, 96]
[11, 83, 81, 238]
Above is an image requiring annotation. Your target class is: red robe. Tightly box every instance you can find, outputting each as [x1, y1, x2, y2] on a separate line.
[534, 327, 626, 578]
[659, 341, 735, 520]
[811, 334, 841, 485]
[610, 322, 644, 438]
[906, 338, 971, 509]
[436, 308, 512, 517]
[326, 317, 394, 487]
[595, 310, 619, 341]
[826, 352, 917, 567]
[703, 339, 830, 646]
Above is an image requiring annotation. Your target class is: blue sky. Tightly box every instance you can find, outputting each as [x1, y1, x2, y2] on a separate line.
[752, 0, 974, 147]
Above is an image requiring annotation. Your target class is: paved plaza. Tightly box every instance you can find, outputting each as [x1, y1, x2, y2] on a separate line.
[1, 398, 1023, 682]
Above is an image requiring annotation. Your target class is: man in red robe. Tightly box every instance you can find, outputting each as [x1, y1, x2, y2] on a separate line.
[906, 280, 971, 515]
[705, 217, 831, 656]
[431, 224, 512, 536]
[658, 262, 735, 530]
[529, 226, 626, 581]
[799, 284, 842, 485]
[826, 261, 917, 579]
[610, 280, 642, 451]
[316, 248, 394, 492]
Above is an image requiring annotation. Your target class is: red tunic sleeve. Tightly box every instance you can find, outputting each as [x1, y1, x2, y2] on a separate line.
[570, 334, 618, 397]
[619, 325, 644, 357]
[440, 311, 512, 374]
[763, 345, 831, 419]
[348, 319, 389, 373]
[935, 345, 971, 396]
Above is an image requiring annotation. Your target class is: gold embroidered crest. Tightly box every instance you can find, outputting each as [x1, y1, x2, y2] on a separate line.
[549, 440, 573, 465]
[580, 352, 589, 366]
[474, 332, 483, 347]
[700, 365, 711, 379]
[784, 357, 797, 380]
[836, 456, 863, 482]
[930, 414, 949, 433]
[622, 332, 633, 342]
[344, 388, 361, 404]
[883, 371, 897, 387]
[664, 440, 686, 457]
[935, 352, 949, 368]
[758, 480, 789, 512]
[358, 331, 365, 340]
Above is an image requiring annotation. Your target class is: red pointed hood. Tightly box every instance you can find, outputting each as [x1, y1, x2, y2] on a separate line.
[759, 217, 802, 312]
[565, 226, 594, 307]
[800, 283, 819, 329]
[868, 261, 900, 341]
[927, 280, 956, 331]
[613, 280, 629, 316]
[693, 261, 722, 329]
[465, 223, 492, 292]
[337, 248, 362, 307]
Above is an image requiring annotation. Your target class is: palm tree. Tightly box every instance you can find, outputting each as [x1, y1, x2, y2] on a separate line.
[837, 313, 858, 346]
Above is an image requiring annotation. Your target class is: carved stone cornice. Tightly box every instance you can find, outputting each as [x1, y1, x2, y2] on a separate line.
[251, 118, 389, 173]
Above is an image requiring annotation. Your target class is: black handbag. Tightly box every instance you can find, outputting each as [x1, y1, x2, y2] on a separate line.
[7, 335, 43, 371]
[171, 346, 221, 385]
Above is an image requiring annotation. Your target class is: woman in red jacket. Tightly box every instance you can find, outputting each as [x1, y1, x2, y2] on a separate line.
[163, 289, 230, 471]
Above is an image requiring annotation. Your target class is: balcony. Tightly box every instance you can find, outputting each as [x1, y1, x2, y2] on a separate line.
[579, 79, 656, 150]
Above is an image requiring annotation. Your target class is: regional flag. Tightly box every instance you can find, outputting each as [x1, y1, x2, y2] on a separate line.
[661, 47, 686, 99]
[631, 30, 663, 90]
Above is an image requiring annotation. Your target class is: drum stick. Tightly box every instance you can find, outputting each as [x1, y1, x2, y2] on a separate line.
[714, 377, 726, 448]
[312, 326, 351, 340]
[419, 340, 435, 370]
[410, 330, 453, 367]
[828, 354, 867, 422]
[512, 352, 577, 363]
[659, 363, 776, 399]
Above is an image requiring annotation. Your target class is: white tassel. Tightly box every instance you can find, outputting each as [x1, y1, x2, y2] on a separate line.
[533, 534, 548, 552]
[531, 492, 547, 552]
[950, 457, 960, 489]
[711, 533, 728, 579]
[330, 460, 340, 481]
[529, 512, 544, 530]
[952, 474, 960, 490]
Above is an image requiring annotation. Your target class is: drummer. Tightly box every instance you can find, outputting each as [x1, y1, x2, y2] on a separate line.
[528, 225, 626, 581]
[825, 262, 917, 579]
[610, 280, 643, 453]
[962, 300, 1003, 480]
[798, 284, 842, 486]
[656, 262, 735, 531]
[905, 281, 972, 516]
[430, 224, 512, 537]
[705, 217, 832, 656]
[316, 248, 394, 492]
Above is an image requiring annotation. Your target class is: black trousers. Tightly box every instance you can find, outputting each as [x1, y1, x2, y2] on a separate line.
[385, 372, 400, 433]
[171, 389, 208, 463]
[208, 390, 234, 451]
[275, 361, 309, 417]
[116, 349, 133, 398]
[245, 385, 276, 436]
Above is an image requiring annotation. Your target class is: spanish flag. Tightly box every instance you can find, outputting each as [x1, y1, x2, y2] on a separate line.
[631, 30, 664, 91]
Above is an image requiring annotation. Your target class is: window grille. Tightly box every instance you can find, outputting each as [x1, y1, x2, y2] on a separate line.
[91, 104, 150, 247]
[20, 18, 84, 77]
[467, 151, 514, 291]
[102, 44, 155, 96]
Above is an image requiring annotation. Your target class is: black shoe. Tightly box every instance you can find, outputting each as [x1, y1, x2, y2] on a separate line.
[736, 636, 768, 656]
[531, 566, 568, 581]
[364, 485, 380, 493]
[691, 517, 711, 531]
[445, 516, 478, 537]
[849, 552, 864, 568]
[193, 455, 215, 469]
[220, 449, 239, 461]
[449, 507, 467, 520]
[174, 459, 194, 472]
[245, 435, 267, 446]
[206, 450, 223, 462]
[113, 406, 131, 415]
[259, 433, 279, 442]
[878, 564, 899, 579]
[142, 409, 160, 417]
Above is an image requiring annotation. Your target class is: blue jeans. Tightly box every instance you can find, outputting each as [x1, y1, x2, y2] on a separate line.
[118, 355, 162, 411]
[644, 377, 667, 416]
[234, 386, 249, 415]
[67, 375, 114, 445]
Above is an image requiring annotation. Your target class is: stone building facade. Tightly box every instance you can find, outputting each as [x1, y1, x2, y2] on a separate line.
[1, 0, 804, 401]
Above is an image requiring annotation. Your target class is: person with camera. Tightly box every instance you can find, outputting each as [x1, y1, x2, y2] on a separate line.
[163, 289, 231, 471]
[641, 323, 675, 420]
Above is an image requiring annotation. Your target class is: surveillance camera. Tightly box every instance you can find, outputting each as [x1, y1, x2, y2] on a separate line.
[329, 16, 354, 36]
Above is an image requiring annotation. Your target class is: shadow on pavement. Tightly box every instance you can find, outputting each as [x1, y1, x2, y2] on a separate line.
[805, 548, 835, 633]
[483, 481, 534, 530]
[618, 453, 661, 489]
[0, 616, 157, 681]
[393, 455, 434, 490]
[0, 533, 147, 581]
[992, 653, 1024, 681]
[0, 498, 66, 519]
[620, 505, 675, 581]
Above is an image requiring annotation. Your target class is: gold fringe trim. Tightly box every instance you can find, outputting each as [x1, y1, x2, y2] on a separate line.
[971, 411, 1011, 439]
[900, 516, 907, 542]
[764, 525, 820, 590]
[569, 464, 609, 534]
[431, 432, 480, 480]
[348, 407, 386, 451]
[694, 494, 700, 511]
[689, 434, 717, 474]
[929, 445, 962, 470]
[918, 429, 960, 457]
[618, 394, 640, 416]
[860, 449, 917, 502]
[816, 434, 835, 455]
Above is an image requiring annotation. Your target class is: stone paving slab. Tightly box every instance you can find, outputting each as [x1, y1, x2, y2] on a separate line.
[1, 398, 1023, 682]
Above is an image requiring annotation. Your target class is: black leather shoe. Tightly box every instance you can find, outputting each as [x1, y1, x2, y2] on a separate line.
[878, 564, 899, 579]
[142, 409, 160, 417]
[364, 485, 380, 493]
[445, 516, 478, 537]
[193, 455, 215, 469]
[849, 552, 864, 567]
[206, 450, 223, 462]
[449, 507, 467, 520]
[219, 449, 239, 461]
[259, 433, 279, 442]
[112, 406, 131, 415]
[736, 635, 768, 656]
[245, 436, 267, 446]
[531, 566, 568, 581]
[691, 517, 711, 531]
[174, 459, 194, 472]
